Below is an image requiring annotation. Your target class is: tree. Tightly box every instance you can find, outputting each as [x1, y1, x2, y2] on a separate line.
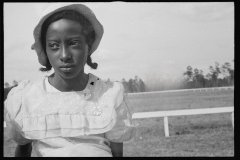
[138, 78, 146, 92]
[121, 78, 131, 93]
[184, 66, 193, 81]
[193, 69, 205, 88]
[205, 73, 212, 87]
[193, 68, 199, 88]
[128, 78, 138, 93]
[106, 78, 111, 83]
[209, 62, 221, 87]
[198, 70, 205, 88]
[134, 76, 140, 92]
[12, 80, 18, 87]
[183, 66, 194, 88]
[221, 62, 234, 86]
[4, 82, 10, 88]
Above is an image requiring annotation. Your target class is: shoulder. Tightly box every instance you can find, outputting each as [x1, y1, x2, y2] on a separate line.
[6, 78, 45, 98]
[5, 79, 34, 109]
[101, 80, 124, 108]
[4, 78, 45, 119]
[90, 74, 124, 107]
[90, 73, 124, 95]
[7, 80, 31, 97]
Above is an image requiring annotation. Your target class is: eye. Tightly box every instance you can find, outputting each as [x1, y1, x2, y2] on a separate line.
[70, 40, 81, 46]
[48, 43, 59, 50]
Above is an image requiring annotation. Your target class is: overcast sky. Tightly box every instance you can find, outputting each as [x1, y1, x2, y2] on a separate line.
[4, 2, 234, 85]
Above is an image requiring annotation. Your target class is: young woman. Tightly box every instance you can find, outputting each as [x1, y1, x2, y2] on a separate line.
[5, 3, 135, 157]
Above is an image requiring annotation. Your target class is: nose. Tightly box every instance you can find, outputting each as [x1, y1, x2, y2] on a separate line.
[60, 46, 71, 62]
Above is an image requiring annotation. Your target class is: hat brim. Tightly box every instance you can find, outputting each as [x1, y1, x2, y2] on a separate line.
[32, 3, 104, 66]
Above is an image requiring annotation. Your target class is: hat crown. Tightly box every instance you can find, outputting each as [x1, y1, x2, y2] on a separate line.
[40, 3, 87, 19]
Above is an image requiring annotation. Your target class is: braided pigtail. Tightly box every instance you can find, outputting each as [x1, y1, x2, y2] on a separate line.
[39, 59, 52, 72]
[87, 55, 98, 69]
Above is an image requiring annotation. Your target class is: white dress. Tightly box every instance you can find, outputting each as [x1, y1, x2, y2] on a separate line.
[4, 73, 135, 157]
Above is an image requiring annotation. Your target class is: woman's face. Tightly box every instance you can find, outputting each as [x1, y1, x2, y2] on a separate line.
[45, 19, 89, 80]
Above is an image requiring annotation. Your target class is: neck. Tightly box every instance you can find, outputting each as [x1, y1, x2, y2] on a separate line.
[49, 71, 89, 92]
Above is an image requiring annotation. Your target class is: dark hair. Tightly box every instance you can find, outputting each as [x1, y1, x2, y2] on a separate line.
[40, 9, 98, 72]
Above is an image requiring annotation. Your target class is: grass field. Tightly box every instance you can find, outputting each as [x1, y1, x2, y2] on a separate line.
[126, 88, 234, 113]
[4, 88, 234, 157]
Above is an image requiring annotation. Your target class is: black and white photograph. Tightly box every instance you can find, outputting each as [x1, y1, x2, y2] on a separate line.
[4, 2, 234, 157]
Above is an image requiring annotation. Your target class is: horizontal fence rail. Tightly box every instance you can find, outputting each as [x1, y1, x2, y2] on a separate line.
[132, 106, 234, 137]
[126, 86, 234, 96]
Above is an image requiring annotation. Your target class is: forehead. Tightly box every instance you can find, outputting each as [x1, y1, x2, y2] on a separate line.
[46, 19, 84, 38]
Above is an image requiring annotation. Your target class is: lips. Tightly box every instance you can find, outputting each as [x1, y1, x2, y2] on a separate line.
[60, 64, 74, 72]
[60, 64, 74, 68]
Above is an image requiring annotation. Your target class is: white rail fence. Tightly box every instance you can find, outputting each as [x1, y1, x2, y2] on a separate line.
[132, 106, 234, 137]
[127, 86, 234, 96]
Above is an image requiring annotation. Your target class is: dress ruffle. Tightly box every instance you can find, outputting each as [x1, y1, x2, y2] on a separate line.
[5, 74, 135, 144]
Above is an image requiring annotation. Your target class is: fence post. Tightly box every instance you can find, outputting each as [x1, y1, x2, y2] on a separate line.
[164, 116, 169, 137]
[231, 112, 234, 130]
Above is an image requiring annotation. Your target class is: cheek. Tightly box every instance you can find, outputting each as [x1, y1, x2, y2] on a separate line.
[45, 52, 56, 65]
[78, 53, 88, 66]
[82, 46, 89, 62]
[84, 53, 88, 62]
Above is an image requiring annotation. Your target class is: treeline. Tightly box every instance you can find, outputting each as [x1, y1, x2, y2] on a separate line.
[183, 61, 234, 89]
[104, 76, 146, 93]
[4, 61, 234, 96]
[145, 61, 234, 92]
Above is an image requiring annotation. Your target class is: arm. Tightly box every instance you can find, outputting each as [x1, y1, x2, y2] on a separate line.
[110, 142, 123, 157]
[15, 143, 32, 157]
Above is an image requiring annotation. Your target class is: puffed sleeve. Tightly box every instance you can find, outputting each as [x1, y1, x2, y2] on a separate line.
[105, 82, 136, 143]
[4, 80, 33, 145]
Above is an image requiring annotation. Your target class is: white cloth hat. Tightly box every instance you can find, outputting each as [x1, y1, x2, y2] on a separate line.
[31, 3, 104, 67]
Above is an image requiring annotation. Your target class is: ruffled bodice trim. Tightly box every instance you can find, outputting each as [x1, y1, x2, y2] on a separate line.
[5, 74, 124, 140]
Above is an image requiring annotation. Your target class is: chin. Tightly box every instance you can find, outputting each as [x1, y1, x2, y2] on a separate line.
[59, 72, 79, 80]
[52, 67, 84, 80]
[60, 69, 84, 80]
